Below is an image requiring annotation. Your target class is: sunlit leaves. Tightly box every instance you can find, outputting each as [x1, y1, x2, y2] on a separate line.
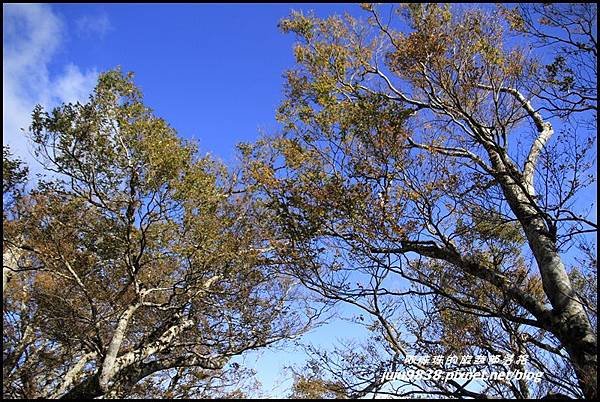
[4, 69, 311, 398]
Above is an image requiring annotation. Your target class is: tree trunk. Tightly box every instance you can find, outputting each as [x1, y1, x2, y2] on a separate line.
[490, 151, 597, 399]
[99, 303, 139, 391]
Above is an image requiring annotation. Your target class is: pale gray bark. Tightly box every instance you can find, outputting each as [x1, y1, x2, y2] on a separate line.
[74, 274, 223, 397]
[113, 317, 194, 371]
[483, 139, 597, 399]
[3, 244, 21, 292]
[523, 121, 554, 197]
[369, 65, 597, 397]
[477, 84, 556, 197]
[3, 323, 33, 379]
[51, 352, 97, 398]
[98, 303, 140, 391]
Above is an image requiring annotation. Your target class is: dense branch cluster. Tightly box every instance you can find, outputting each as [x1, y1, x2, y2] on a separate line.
[256, 3, 596, 399]
[3, 72, 318, 399]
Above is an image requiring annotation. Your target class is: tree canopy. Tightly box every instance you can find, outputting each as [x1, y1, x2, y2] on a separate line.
[244, 3, 597, 399]
[3, 3, 597, 400]
[3, 70, 318, 398]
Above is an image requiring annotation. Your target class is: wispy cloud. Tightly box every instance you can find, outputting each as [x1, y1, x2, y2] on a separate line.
[76, 13, 112, 38]
[3, 4, 99, 174]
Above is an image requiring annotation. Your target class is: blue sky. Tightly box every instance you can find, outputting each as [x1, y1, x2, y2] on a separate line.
[3, 4, 364, 167]
[3, 3, 372, 396]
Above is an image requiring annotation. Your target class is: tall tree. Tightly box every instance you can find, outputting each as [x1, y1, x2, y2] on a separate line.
[3, 145, 28, 202]
[245, 3, 597, 398]
[3, 146, 29, 293]
[2, 70, 318, 398]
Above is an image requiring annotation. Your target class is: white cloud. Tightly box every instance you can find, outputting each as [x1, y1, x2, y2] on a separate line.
[76, 13, 112, 38]
[2, 4, 99, 174]
[55, 64, 97, 105]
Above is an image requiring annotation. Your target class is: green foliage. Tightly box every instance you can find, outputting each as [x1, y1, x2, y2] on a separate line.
[3, 68, 310, 399]
[3, 145, 28, 197]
